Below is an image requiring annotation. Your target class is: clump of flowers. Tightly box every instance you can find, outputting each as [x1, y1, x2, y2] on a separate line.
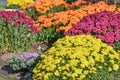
[33, 35, 120, 80]
[21, 0, 88, 14]
[0, 11, 40, 53]
[35, 1, 117, 32]
[7, 0, 34, 6]
[9, 52, 40, 71]
[65, 11, 120, 48]
[20, 52, 39, 59]
[21, 0, 88, 20]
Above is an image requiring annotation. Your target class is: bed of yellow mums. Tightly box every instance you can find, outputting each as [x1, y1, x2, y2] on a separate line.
[33, 35, 120, 80]
[7, 0, 34, 6]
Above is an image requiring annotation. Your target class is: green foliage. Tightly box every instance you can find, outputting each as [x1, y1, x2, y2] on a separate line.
[114, 42, 120, 51]
[65, 0, 76, 4]
[72, 3, 89, 10]
[23, 5, 67, 20]
[24, 7, 41, 20]
[9, 52, 41, 71]
[107, 0, 114, 5]
[37, 26, 64, 43]
[117, 3, 120, 8]
[45, 5, 67, 15]
[0, 22, 36, 53]
[0, 11, 38, 53]
[6, 4, 20, 9]
[10, 57, 25, 71]
[84, 69, 120, 80]
[9, 57, 38, 71]
[0, 77, 4, 80]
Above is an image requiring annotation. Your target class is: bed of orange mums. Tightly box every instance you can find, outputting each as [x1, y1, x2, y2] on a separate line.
[35, 1, 120, 32]
[21, 0, 88, 13]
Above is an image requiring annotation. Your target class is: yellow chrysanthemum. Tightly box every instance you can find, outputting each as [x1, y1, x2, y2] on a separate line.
[33, 35, 120, 80]
[7, 0, 33, 6]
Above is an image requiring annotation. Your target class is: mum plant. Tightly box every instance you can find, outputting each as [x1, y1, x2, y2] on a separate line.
[21, 0, 88, 20]
[0, 11, 39, 53]
[33, 35, 120, 80]
[34, 1, 118, 42]
[65, 11, 120, 49]
[9, 52, 40, 71]
[36, 1, 117, 33]
[7, 0, 34, 7]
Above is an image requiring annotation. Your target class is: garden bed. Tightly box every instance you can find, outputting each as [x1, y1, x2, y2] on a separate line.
[0, 42, 48, 80]
[1, 0, 120, 80]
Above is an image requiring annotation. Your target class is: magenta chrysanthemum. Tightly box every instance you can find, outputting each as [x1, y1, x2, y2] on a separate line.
[65, 11, 120, 47]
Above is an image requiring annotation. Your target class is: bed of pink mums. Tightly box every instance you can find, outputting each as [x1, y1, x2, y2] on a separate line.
[65, 11, 120, 47]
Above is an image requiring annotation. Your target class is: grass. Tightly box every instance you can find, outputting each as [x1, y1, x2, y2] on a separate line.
[0, 77, 4, 80]
[0, 4, 5, 10]
[0, 0, 6, 10]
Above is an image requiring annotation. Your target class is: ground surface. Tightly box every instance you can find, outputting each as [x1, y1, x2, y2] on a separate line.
[0, 0, 6, 10]
[0, 42, 48, 80]
[0, 1, 49, 79]
[0, 53, 19, 80]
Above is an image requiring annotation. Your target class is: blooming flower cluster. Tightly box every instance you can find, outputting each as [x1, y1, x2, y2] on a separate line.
[20, 52, 39, 59]
[10, 52, 40, 71]
[33, 35, 120, 80]
[35, 1, 117, 32]
[7, 0, 34, 6]
[0, 11, 40, 53]
[65, 11, 120, 47]
[21, 0, 88, 13]
[0, 11, 40, 33]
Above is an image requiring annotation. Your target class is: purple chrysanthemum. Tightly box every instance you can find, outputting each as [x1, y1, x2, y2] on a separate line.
[20, 52, 39, 59]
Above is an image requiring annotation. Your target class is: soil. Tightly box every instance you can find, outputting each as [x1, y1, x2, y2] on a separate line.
[0, 53, 20, 80]
[0, 42, 49, 80]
